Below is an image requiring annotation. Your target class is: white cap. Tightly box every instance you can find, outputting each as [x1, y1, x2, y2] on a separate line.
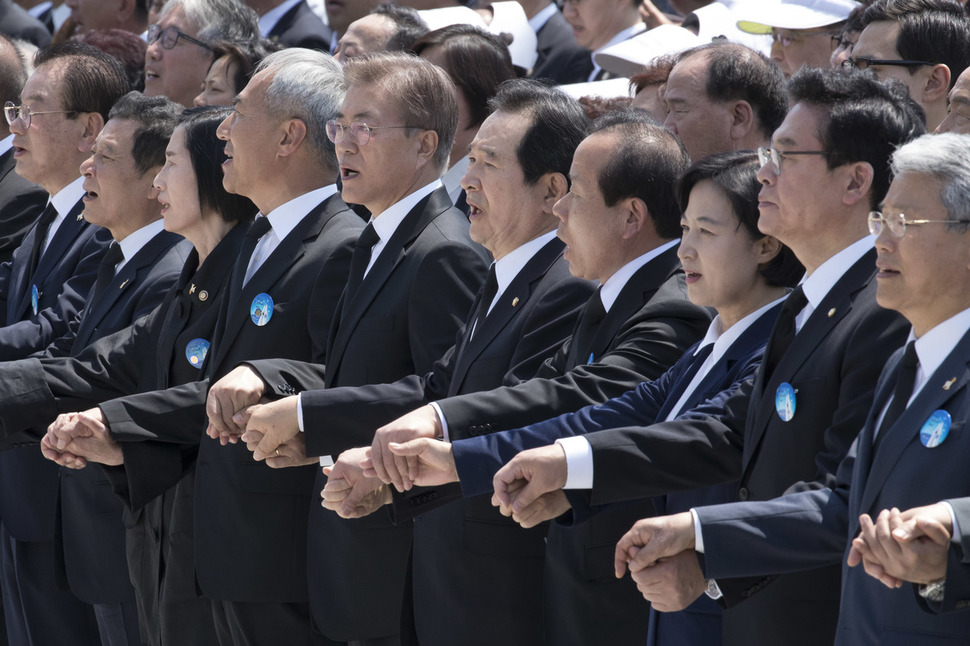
[557, 77, 633, 100]
[417, 6, 486, 32]
[593, 25, 702, 79]
[684, 1, 775, 56]
[735, 0, 860, 34]
[486, 2, 538, 72]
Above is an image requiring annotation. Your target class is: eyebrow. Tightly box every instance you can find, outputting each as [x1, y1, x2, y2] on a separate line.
[773, 136, 800, 147]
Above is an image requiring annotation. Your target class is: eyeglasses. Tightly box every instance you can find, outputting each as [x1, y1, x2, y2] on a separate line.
[757, 146, 828, 175]
[841, 57, 932, 71]
[147, 24, 213, 51]
[771, 29, 841, 48]
[326, 120, 420, 145]
[3, 102, 76, 128]
[868, 211, 970, 237]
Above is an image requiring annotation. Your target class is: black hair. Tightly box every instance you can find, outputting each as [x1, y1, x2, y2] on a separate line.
[0, 34, 26, 107]
[34, 42, 130, 121]
[788, 65, 926, 207]
[373, 3, 429, 52]
[178, 106, 256, 224]
[587, 109, 689, 240]
[487, 79, 588, 185]
[676, 151, 803, 287]
[107, 91, 181, 175]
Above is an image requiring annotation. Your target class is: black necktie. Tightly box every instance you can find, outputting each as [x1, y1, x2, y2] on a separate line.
[228, 217, 272, 313]
[875, 341, 919, 445]
[91, 242, 124, 300]
[28, 203, 58, 281]
[471, 264, 498, 339]
[569, 288, 607, 367]
[344, 223, 379, 302]
[763, 285, 807, 380]
[454, 190, 469, 218]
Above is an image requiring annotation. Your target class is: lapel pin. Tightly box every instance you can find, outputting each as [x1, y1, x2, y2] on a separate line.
[512, 297, 519, 307]
[77, 212, 84, 221]
[189, 284, 196, 295]
[827, 308, 836, 317]
[119, 278, 129, 289]
[920, 410, 951, 448]
[944, 377, 957, 391]
[199, 290, 208, 302]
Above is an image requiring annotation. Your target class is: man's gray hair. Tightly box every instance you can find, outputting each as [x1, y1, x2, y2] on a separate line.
[257, 48, 345, 171]
[160, 0, 259, 44]
[892, 133, 970, 231]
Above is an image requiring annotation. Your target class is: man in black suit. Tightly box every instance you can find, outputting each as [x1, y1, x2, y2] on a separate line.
[237, 80, 593, 646]
[523, 0, 593, 84]
[0, 34, 46, 264]
[615, 131, 970, 645]
[492, 67, 922, 645]
[560, 0, 645, 81]
[42, 49, 364, 646]
[204, 52, 488, 645]
[0, 41, 124, 646]
[249, 0, 333, 50]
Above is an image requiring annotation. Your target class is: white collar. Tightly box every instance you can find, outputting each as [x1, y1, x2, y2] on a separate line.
[912, 307, 970, 384]
[599, 239, 678, 312]
[0, 133, 13, 158]
[800, 235, 874, 311]
[442, 155, 469, 202]
[116, 219, 166, 271]
[695, 295, 787, 357]
[529, 3, 558, 32]
[259, 184, 339, 240]
[493, 230, 557, 293]
[369, 179, 442, 244]
[52, 176, 86, 218]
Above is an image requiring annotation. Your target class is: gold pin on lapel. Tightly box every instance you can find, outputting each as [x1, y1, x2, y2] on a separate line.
[77, 212, 84, 221]
[119, 278, 129, 289]
[827, 308, 836, 317]
[944, 377, 957, 391]
[512, 297, 519, 307]
[189, 284, 196, 295]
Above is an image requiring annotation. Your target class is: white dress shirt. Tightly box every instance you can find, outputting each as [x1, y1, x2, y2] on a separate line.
[115, 219, 166, 274]
[46, 176, 86, 256]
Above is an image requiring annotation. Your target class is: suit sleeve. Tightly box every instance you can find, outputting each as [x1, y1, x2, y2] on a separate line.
[99, 380, 208, 446]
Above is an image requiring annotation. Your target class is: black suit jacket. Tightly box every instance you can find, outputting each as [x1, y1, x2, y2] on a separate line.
[0, 0, 51, 47]
[399, 246, 711, 646]
[267, 237, 590, 645]
[529, 9, 592, 85]
[251, 186, 488, 641]
[94, 193, 362, 605]
[0, 148, 47, 265]
[267, 0, 332, 51]
[0, 198, 110, 542]
[582, 250, 909, 646]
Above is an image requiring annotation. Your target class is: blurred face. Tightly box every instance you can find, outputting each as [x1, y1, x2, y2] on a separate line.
[463, 111, 550, 259]
[79, 118, 153, 237]
[66, 0, 126, 30]
[334, 82, 429, 214]
[829, 29, 859, 68]
[9, 61, 90, 192]
[852, 21, 930, 103]
[875, 171, 970, 336]
[154, 126, 205, 238]
[326, 0, 381, 36]
[937, 69, 970, 134]
[216, 72, 278, 206]
[333, 14, 394, 62]
[553, 132, 624, 282]
[755, 103, 838, 252]
[631, 82, 667, 123]
[770, 27, 840, 79]
[562, 0, 638, 51]
[663, 54, 735, 162]
[678, 180, 769, 320]
[194, 55, 239, 107]
[421, 44, 476, 166]
[144, 7, 214, 107]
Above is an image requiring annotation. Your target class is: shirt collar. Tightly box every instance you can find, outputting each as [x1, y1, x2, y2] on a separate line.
[0, 133, 13, 158]
[529, 3, 558, 32]
[600, 239, 678, 312]
[801, 235, 874, 311]
[27, 1, 51, 18]
[369, 179, 442, 245]
[493, 230, 558, 294]
[697, 295, 788, 357]
[116, 219, 165, 269]
[912, 306, 970, 382]
[260, 184, 338, 241]
[52, 176, 86, 218]
[442, 155, 469, 202]
[258, 0, 303, 35]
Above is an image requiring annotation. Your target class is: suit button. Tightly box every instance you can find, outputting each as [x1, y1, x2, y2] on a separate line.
[738, 487, 749, 501]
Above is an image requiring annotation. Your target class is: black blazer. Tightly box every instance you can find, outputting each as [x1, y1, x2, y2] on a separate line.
[267, 0, 332, 51]
[529, 9, 593, 85]
[0, 148, 47, 264]
[96, 193, 363, 605]
[251, 187, 488, 642]
[583, 250, 909, 646]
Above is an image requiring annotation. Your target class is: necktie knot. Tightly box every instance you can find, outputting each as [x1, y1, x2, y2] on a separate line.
[247, 216, 272, 240]
[356, 222, 379, 250]
[102, 242, 123, 268]
[784, 285, 808, 316]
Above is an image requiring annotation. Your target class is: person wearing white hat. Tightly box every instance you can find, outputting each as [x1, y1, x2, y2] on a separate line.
[561, 0, 647, 81]
[736, 0, 860, 77]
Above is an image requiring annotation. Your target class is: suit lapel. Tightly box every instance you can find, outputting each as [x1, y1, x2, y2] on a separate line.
[327, 188, 452, 378]
[14, 199, 86, 320]
[450, 238, 563, 392]
[857, 332, 970, 514]
[745, 252, 876, 466]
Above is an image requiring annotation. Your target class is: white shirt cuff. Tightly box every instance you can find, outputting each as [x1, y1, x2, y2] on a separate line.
[691, 508, 705, 553]
[942, 501, 960, 538]
[555, 436, 593, 489]
[430, 402, 449, 441]
[297, 393, 331, 467]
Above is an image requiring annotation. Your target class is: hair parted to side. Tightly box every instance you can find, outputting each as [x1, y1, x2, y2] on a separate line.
[107, 91, 182, 175]
[892, 132, 970, 231]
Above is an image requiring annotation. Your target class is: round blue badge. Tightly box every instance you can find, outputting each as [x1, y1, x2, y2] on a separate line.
[919, 410, 951, 448]
[185, 338, 210, 368]
[775, 382, 797, 422]
[31, 284, 38, 316]
[250, 293, 274, 326]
